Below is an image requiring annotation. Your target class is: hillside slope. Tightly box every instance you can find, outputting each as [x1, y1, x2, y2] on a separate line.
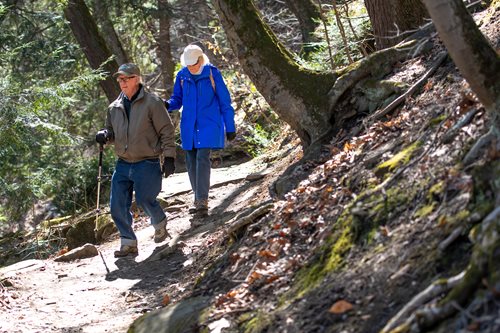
[128, 6, 499, 333]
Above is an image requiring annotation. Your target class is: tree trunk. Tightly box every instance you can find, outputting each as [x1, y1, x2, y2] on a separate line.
[64, 0, 120, 103]
[212, 0, 336, 147]
[364, 0, 428, 50]
[421, 0, 500, 112]
[91, 0, 130, 65]
[283, 0, 321, 57]
[157, 0, 175, 96]
[422, 0, 500, 165]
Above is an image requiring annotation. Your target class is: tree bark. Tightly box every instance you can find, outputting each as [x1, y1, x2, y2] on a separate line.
[283, 0, 321, 57]
[64, 0, 120, 102]
[332, 0, 353, 63]
[421, 0, 500, 113]
[364, 0, 429, 50]
[157, 0, 175, 96]
[91, 0, 130, 65]
[212, 0, 337, 147]
[422, 0, 500, 165]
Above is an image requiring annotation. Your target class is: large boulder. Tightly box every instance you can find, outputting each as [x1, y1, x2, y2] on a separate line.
[65, 210, 115, 250]
[128, 296, 210, 333]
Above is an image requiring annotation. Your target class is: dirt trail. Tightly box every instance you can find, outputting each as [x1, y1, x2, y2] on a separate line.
[0, 157, 275, 333]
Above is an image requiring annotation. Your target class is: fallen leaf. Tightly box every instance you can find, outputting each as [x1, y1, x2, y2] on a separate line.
[266, 275, 279, 284]
[230, 253, 240, 265]
[247, 271, 262, 284]
[379, 226, 390, 237]
[466, 322, 480, 331]
[162, 294, 170, 306]
[215, 294, 227, 307]
[258, 250, 278, 260]
[343, 142, 353, 152]
[328, 300, 353, 314]
[424, 81, 433, 91]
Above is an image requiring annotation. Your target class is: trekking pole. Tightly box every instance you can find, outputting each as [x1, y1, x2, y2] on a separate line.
[95, 143, 104, 235]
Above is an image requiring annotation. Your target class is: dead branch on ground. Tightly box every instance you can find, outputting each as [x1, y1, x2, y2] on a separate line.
[364, 51, 448, 127]
[227, 201, 274, 240]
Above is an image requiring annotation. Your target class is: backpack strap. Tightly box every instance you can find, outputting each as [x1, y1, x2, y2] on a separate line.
[209, 68, 216, 92]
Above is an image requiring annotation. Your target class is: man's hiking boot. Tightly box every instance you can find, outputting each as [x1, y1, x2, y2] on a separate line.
[153, 219, 170, 243]
[114, 245, 138, 258]
[194, 207, 209, 218]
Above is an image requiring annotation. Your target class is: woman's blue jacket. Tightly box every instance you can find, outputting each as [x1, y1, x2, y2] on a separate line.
[166, 64, 235, 151]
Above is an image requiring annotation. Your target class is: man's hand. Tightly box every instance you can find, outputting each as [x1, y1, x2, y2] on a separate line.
[96, 129, 111, 145]
[226, 132, 236, 141]
[162, 157, 175, 178]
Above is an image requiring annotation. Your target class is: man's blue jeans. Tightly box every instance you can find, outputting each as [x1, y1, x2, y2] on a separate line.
[185, 148, 211, 203]
[110, 158, 166, 246]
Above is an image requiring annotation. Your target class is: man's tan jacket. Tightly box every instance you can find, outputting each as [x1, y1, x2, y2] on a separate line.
[105, 86, 176, 162]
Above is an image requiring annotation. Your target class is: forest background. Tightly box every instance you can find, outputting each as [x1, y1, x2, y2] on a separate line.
[0, 0, 379, 235]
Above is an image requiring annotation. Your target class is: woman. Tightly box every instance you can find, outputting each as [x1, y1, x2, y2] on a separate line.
[165, 44, 236, 220]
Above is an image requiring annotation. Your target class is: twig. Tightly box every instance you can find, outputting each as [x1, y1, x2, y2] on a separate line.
[438, 226, 463, 252]
[441, 107, 482, 144]
[381, 271, 465, 333]
[332, 0, 353, 63]
[317, 0, 335, 70]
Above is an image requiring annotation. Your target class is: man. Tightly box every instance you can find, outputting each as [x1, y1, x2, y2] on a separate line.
[96, 63, 176, 257]
[165, 44, 236, 222]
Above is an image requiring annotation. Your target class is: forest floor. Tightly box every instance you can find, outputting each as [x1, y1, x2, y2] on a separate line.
[1, 5, 500, 333]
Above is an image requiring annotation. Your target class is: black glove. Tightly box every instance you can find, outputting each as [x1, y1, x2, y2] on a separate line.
[95, 129, 111, 145]
[162, 157, 175, 177]
[226, 132, 236, 141]
[163, 99, 169, 110]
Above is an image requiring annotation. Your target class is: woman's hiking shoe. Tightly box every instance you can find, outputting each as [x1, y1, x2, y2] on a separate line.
[191, 199, 208, 218]
[153, 219, 170, 243]
[114, 245, 138, 258]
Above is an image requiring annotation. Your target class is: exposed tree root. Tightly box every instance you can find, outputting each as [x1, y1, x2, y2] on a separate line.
[381, 206, 500, 333]
[364, 51, 448, 127]
[441, 107, 482, 144]
[227, 201, 274, 240]
[463, 126, 498, 166]
[437, 226, 464, 252]
[328, 40, 429, 118]
[380, 271, 465, 333]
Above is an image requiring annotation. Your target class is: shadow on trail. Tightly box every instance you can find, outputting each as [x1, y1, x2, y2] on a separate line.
[212, 178, 268, 218]
[111, 164, 277, 331]
[104, 242, 188, 298]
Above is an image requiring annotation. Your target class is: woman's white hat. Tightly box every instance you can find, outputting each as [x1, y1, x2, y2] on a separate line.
[180, 44, 209, 67]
